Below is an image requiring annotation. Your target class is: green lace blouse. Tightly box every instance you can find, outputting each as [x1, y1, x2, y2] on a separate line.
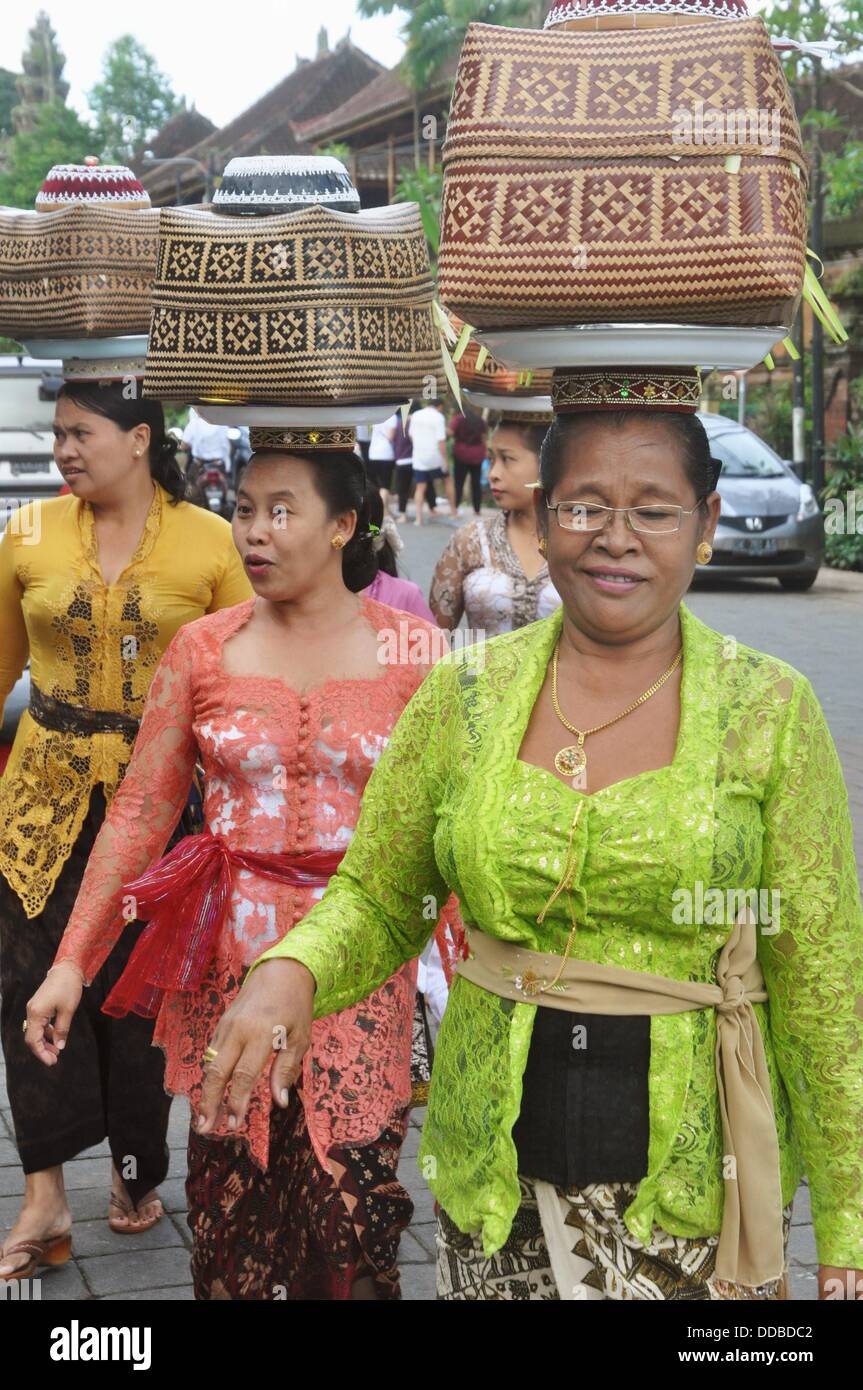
[253, 602, 863, 1268]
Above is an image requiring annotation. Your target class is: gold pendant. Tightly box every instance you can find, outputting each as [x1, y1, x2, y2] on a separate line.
[554, 744, 586, 778]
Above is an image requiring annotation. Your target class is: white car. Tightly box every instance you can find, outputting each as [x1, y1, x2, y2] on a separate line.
[697, 413, 824, 591]
[0, 355, 65, 749]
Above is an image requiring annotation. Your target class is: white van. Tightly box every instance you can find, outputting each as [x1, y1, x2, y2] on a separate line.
[0, 354, 65, 531]
[0, 355, 65, 748]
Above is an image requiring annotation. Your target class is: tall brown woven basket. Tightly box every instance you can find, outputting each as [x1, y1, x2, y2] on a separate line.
[143, 202, 444, 404]
[438, 18, 808, 330]
[0, 204, 160, 338]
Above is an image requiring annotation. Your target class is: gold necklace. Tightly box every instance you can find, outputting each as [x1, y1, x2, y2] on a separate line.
[536, 801, 583, 992]
[550, 642, 683, 781]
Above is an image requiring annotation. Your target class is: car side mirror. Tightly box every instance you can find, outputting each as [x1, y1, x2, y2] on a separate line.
[38, 374, 63, 401]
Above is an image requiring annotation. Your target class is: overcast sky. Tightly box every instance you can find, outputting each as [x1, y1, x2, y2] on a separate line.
[0, 1, 407, 130]
[0, 0, 848, 136]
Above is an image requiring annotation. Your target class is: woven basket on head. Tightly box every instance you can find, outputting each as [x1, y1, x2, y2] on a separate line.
[143, 202, 444, 405]
[0, 204, 160, 338]
[439, 18, 808, 330]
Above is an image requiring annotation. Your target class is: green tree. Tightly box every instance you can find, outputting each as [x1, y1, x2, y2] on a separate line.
[12, 11, 69, 133]
[316, 141, 353, 162]
[762, 0, 863, 56]
[356, 0, 545, 90]
[89, 35, 180, 163]
[0, 68, 19, 138]
[760, 0, 863, 486]
[395, 164, 443, 258]
[762, 0, 863, 218]
[825, 141, 863, 219]
[0, 100, 94, 208]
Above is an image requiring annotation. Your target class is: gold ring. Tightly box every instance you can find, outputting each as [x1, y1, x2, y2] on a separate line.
[202, 1046, 218, 1064]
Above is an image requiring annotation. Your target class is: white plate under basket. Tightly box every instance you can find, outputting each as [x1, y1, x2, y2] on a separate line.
[22, 335, 148, 361]
[474, 324, 786, 374]
[196, 402, 405, 428]
[464, 391, 552, 414]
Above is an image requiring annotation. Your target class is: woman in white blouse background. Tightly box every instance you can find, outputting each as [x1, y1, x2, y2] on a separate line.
[429, 415, 560, 635]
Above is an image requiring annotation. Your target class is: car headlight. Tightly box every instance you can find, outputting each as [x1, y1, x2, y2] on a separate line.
[796, 483, 819, 522]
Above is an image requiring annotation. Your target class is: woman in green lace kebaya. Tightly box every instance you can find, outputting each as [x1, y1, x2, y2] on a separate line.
[197, 394, 863, 1301]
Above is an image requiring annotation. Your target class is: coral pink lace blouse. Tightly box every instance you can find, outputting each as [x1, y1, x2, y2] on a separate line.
[56, 595, 437, 1171]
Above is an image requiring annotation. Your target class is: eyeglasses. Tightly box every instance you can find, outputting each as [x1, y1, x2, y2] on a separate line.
[546, 501, 704, 535]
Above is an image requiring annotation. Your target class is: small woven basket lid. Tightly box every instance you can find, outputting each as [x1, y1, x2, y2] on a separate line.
[35, 158, 151, 212]
[544, 0, 749, 27]
[213, 155, 361, 215]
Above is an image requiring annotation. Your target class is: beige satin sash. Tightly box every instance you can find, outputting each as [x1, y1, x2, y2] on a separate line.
[453, 910, 785, 1288]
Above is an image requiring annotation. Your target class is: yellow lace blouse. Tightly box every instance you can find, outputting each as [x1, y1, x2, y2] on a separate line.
[0, 482, 252, 917]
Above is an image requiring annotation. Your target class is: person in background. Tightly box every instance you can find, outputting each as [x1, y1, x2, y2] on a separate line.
[182, 408, 234, 515]
[418, 939, 452, 1038]
[392, 407, 440, 522]
[182, 407, 233, 472]
[393, 410, 415, 524]
[361, 482, 435, 622]
[0, 382, 252, 1281]
[430, 415, 559, 635]
[355, 423, 371, 468]
[366, 413, 398, 516]
[410, 401, 457, 527]
[449, 409, 488, 516]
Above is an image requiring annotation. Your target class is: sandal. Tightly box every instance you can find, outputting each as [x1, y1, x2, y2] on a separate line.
[108, 1191, 164, 1235]
[0, 1231, 72, 1281]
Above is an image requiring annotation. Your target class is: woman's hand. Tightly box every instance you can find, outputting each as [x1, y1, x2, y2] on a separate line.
[818, 1266, 863, 1300]
[196, 958, 316, 1134]
[25, 963, 84, 1065]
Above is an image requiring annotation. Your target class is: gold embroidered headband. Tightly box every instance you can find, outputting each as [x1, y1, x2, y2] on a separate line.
[249, 425, 357, 453]
[552, 367, 702, 414]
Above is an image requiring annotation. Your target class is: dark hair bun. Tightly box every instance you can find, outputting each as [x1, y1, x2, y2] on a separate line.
[293, 449, 379, 592]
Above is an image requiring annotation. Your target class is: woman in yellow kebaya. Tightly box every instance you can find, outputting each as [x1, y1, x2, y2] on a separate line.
[0, 381, 250, 1279]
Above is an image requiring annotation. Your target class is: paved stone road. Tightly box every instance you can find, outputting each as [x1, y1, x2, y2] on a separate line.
[1, 510, 859, 1300]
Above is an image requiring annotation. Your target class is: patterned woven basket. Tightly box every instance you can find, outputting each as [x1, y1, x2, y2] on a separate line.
[0, 204, 159, 338]
[143, 202, 443, 404]
[439, 18, 808, 330]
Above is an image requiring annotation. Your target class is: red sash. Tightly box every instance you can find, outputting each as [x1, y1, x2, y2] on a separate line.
[102, 830, 344, 1019]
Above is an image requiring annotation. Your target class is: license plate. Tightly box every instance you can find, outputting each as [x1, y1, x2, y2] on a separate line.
[732, 537, 778, 555]
[9, 461, 51, 475]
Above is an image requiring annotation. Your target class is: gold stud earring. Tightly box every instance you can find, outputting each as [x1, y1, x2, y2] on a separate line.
[538, 537, 547, 556]
[331, 535, 345, 550]
[696, 542, 713, 565]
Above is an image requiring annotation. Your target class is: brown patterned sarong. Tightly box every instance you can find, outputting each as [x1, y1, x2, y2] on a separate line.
[186, 1086, 413, 1300]
[436, 1175, 792, 1301]
[0, 785, 171, 1203]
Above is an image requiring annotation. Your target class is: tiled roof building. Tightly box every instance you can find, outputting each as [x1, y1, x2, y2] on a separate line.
[140, 35, 384, 206]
